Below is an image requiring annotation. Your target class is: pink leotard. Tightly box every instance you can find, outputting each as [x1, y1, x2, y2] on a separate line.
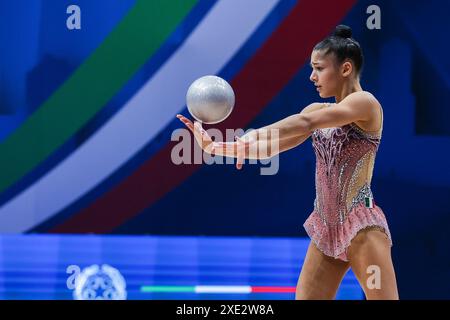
[303, 103, 392, 261]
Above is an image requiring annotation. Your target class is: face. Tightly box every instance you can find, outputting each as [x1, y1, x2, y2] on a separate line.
[309, 50, 349, 98]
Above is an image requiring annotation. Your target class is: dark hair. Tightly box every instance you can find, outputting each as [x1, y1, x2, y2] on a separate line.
[313, 25, 364, 76]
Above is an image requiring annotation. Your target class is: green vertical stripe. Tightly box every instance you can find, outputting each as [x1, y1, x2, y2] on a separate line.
[0, 0, 197, 193]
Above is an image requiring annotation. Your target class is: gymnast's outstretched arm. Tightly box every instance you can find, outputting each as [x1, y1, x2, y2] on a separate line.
[176, 102, 323, 159]
[176, 91, 377, 168]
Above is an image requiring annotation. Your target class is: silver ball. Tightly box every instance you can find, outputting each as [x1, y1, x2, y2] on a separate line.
[186, 75, 235, 124]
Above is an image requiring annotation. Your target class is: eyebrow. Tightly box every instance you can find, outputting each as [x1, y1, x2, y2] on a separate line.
[310, 62, 321, 67]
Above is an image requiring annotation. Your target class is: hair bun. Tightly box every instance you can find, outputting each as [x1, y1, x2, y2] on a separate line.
[333, 24, 352, 39]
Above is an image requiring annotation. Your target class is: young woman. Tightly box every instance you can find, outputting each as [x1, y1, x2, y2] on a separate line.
[177, 25, 399, 300]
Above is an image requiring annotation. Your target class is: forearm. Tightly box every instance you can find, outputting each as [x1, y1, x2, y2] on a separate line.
[207, 129, 310, 159]
[202, 104, 314, 159]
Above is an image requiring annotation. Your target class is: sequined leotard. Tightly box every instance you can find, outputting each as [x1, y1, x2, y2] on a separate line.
[303, 103, 392, 261]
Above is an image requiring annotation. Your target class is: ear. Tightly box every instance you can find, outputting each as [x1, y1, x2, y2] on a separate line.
[341, 60, 353, 78]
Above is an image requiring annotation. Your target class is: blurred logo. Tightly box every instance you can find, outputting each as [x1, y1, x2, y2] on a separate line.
[66, 264, 127, 300]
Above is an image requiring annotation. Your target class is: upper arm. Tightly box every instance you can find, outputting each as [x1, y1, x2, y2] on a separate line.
[278, 103, 325, 143]
[299, 102, 326, 115]
[301, 92, 378, 131]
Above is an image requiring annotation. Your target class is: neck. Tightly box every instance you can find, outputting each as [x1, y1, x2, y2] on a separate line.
[335, 79, 362, 103]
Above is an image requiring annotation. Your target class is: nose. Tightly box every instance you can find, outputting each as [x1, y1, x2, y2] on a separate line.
[309, 70, 317, 83]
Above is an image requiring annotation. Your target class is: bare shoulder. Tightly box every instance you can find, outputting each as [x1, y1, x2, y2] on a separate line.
[342, 91, 381, 110]
[344, 91, 383, 132]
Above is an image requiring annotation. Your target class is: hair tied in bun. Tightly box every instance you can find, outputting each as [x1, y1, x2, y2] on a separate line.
[333, 24, 352, 39]
[313, 24, 364, 75]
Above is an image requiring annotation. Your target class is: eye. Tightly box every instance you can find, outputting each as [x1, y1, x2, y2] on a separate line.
[316, 67, 323, 71]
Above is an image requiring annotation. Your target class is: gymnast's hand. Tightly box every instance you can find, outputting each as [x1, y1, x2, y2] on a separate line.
[177, 114, 215, 154]
[176, 114, 252, 170]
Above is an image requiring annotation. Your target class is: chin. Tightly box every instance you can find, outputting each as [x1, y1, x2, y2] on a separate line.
[319, 91, 332, 98]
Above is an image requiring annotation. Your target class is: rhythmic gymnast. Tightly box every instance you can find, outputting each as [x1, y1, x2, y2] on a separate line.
[177, 24, 399, 300]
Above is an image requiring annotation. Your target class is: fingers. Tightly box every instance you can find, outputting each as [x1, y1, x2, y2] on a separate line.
[176, 114, 194, 132]
[194, 121, 209, 134]
[194, 121, 203, 132]
[176, 116, 207, 149]
[176, 115, 214, 142]
[235, 135, 255, 170]
[192, 122, 202, 143]
[194, 121, 207, 139]
[176, 115, 207, 138]
[236, 136, 245, 170]
[176, 115, 248, 170]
